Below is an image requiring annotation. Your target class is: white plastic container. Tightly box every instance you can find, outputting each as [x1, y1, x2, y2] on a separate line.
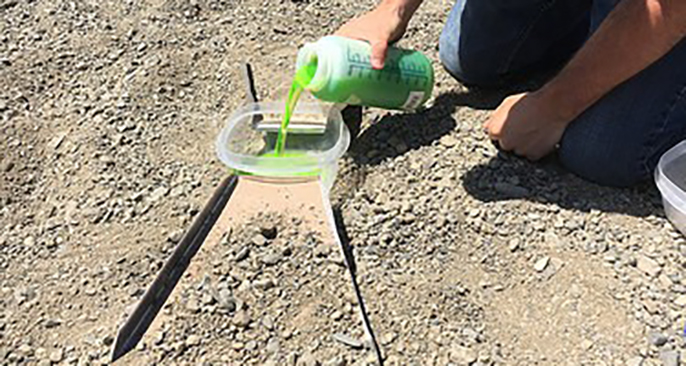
[216, 101, 350, 193]
[655, 140, 686, 235]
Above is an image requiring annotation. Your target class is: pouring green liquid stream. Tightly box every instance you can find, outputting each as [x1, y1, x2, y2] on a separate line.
[274, 61, 318, 155]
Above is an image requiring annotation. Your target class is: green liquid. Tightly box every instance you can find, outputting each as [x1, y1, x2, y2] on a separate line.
[274, 61, 318, 155]
[237, 151, 320, 177]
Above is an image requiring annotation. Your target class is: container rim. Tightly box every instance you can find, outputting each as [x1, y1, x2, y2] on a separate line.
[655, 139, 686, 209]
[215, 101, 350, 176]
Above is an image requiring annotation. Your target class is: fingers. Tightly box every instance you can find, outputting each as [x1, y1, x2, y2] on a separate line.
[370, 40, 388, 69]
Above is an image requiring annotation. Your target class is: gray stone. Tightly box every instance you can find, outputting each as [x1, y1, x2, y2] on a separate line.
[186, 298, 200, 313]
[49, 348, 63, 363]
[216, 289, 236, 311]
[534, 256, 549, 272]
[637, 255, 661, 277]
[265, 338, 280, 354]
[649, 332, 668, 347]
[331, 333, 362, 349]
[186, 335, 200, 347]
[234, 246, 250, 262]
[262, 252, 282, 266]
[251, 234, 267, 246]
[232, 310, 251, 328]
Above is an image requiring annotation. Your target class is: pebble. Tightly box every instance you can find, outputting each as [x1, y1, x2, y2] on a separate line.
[636, 255, 661, 277]
[186, 335, 200, 347]
[439, 135, 458, 148]
[23, 236, 35, 247]
[251, 234, 267, 246]
[534, 256, 549, 272]
[262, 252, 282, 266]
[450, 344, 477, 364]
[331, 333, 362, 349]
[234, 246, 250, 262]
[186, 298, 200, 313]
[675, 295, 686, 307]
[216, 289, 236, 311]
[265, 338, 280, 354]
[48, 348, 64, 363]
[232, 310, 251, 328]
[648, 332, 668, 347]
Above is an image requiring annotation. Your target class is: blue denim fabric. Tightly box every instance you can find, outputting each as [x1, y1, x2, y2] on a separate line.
[439, 0, 686, 187]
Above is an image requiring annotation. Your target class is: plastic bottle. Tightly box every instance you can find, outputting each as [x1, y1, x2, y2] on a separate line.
[295, 36, 434, 111]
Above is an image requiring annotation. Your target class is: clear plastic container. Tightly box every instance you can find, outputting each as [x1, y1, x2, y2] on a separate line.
[655, 140, 686, 235]
[216, 101, 350, 192]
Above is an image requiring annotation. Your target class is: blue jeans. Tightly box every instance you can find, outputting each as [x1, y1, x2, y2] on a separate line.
[439, 0, 686, 187]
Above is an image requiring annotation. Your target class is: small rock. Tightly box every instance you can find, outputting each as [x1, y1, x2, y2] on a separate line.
[636, 255, 661, 277]
[450, 344, 477, 364]
[508, 238, 520, 252]
[262, 252, 282, 266]
[1, 161, 13, 172]
[23, 236, 35, 247]
[216, 289, 236, 311]
[17, 344, 33, 357]
[232, 310, 251, 328]
[251, 234, 267, 246]
[649, 332, 668, 347]
[330, 310, 343, 321]
[167, 230, 184, 243]
[201, 292, 215, 306]
[534, 256, 550, 272]
[675, 295, 686, 307]
[186, 335, 200, 347]
[439, 135, 458, 148]
[659, 350, 679, 366]
[186, 298, 200, 313]
[262, 315, 275, 331]
[49, 348, 63, 363]
[265, 338, 280, 354]
[234, 246, 250, 262]
[254, 278, 276, 290]
[331, 333, 362, 349]
[44, 318, 61, 329]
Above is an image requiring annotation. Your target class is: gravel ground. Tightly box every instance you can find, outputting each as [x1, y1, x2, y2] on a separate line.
[2, 0, 686, 365]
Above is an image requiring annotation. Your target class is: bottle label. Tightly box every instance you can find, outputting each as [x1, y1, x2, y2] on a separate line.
[402, 91, 425, 110]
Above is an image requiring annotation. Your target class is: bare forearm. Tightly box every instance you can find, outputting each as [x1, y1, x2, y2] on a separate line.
[379, 0, 424, 23]
[537, 0, 686, 122]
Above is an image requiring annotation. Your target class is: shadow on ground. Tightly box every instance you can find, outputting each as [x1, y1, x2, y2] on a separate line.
[347, 92, 467, 165]
[461, 152, 664, 217]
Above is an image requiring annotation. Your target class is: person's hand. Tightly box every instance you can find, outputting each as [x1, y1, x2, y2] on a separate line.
[484, 92, 572, 160]
[335, 4, 409, 69]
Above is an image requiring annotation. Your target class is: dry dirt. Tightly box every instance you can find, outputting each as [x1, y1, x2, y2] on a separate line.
[1, 1, 686, 366]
